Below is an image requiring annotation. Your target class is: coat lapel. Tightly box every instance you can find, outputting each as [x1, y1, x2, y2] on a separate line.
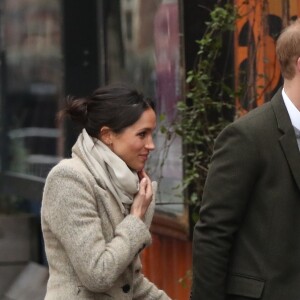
[272, 89, 300, 191]
[94, 185, 124, 228]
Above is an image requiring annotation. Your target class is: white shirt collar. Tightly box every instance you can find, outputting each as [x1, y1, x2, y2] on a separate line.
[282, 88, 300, 131]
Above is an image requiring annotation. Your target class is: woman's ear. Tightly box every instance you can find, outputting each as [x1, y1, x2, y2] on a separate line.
[99, 126, 113, 146]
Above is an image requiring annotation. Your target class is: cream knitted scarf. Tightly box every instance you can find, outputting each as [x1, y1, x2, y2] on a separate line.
[74, 129, 139, 214]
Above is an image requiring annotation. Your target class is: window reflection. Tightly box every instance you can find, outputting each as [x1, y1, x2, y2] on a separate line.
[106, 0, 184, 214]
[3, 0, 63, 177]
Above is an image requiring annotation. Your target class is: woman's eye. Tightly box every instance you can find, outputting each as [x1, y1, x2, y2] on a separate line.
[138, 132, 146, 138]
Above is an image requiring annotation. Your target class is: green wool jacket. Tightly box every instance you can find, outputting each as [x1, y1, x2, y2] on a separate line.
[191, 87, 300, 300]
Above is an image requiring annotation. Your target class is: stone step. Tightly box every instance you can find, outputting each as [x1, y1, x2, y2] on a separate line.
[3, 262, 48, 300]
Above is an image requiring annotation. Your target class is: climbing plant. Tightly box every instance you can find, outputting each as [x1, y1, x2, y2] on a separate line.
[173, 3, 238, 222]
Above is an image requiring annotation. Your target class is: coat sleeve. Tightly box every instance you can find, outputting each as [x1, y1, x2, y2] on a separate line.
[191, 122, 260, 300]
[42, 164, 152, 293]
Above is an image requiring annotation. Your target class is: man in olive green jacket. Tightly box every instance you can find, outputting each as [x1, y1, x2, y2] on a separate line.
[191, 20, 300, 300]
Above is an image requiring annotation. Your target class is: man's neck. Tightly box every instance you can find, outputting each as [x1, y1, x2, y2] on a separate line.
[283, 80, 300, 111]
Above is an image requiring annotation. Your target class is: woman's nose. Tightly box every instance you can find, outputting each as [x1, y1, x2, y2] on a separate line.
[146, 135, 155, 150]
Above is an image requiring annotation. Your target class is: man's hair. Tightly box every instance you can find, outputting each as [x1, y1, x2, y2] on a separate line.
[276, 19, 300, 80]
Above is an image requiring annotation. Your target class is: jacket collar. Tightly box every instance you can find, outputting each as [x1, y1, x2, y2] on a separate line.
[271, 87, 300, 191]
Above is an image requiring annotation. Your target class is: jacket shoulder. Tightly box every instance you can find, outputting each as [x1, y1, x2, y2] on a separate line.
[45, 156, 95, 187]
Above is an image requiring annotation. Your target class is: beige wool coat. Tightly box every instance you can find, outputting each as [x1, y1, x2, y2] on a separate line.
[41, 140, 171, 300]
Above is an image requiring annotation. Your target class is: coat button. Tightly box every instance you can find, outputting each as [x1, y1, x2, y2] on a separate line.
[122, 284, 131, 293]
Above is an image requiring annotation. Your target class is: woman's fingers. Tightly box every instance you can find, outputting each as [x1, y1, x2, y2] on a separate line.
[137, 170, 144, 180]
[144, 178, 152, 198]
[138, 169, 150, 181]
[139, 177, 147, 192]
[130, 176, 153, 219]
[138, 169, 146, 179]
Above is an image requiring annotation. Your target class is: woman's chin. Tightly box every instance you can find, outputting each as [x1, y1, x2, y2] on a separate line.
[128, 164, 144, 172]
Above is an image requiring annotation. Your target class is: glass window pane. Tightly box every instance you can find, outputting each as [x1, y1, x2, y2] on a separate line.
[2, 0, 63, 178]
[106, 0, 184, 214]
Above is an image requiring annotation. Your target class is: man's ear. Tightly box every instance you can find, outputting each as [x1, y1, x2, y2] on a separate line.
[296, 57, 300, 74]
[99, 126, 113, 146]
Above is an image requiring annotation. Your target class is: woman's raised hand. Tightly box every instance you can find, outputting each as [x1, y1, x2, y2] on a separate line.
[130, 170, 153, 220]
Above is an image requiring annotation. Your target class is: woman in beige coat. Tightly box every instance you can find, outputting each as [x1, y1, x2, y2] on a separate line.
[41, 84, 171, 299]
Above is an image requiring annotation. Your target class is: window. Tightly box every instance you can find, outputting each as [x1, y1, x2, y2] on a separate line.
[105, 0, 185, 216]
[0, 0, 63, 178]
